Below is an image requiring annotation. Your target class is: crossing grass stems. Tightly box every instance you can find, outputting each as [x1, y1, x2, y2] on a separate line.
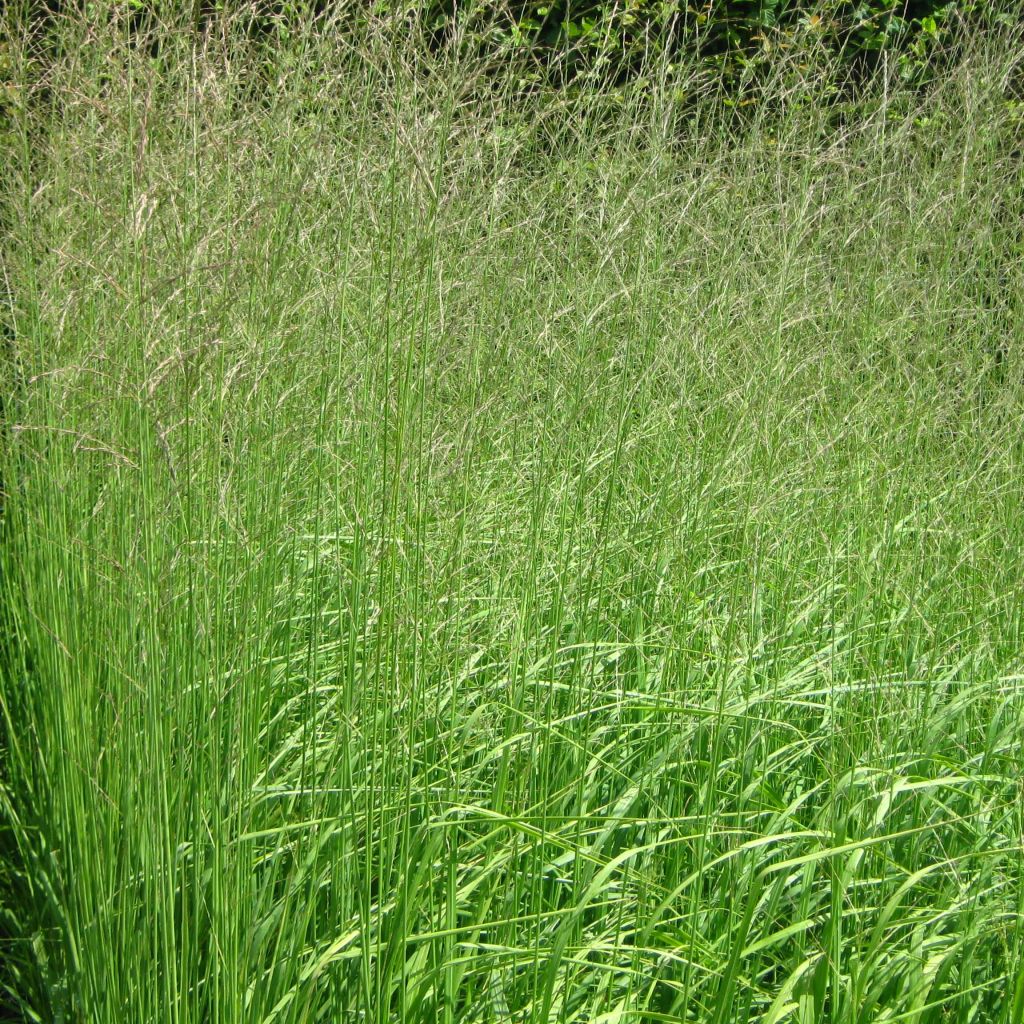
[1, 6, 1023, 1023]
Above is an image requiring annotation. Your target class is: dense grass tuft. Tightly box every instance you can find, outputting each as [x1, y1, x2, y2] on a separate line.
[2, 7, 1023, 1023]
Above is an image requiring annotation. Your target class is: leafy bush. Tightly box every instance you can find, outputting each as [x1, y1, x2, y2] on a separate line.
[361, 1, 1010, 94]
[9, 2, 1016, 97]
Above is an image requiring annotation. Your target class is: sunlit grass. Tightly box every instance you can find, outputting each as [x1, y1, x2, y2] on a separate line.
[1, 7, 1023, 1023]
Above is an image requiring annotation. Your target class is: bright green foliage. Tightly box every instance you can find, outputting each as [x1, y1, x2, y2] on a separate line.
[1, 7, 1023, 1023]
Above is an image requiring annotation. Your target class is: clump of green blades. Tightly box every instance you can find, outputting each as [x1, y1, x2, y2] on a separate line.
[1, 6, 1022, 1023]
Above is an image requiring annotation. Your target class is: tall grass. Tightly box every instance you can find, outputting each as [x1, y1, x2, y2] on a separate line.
[1, 6, 1023, 1022]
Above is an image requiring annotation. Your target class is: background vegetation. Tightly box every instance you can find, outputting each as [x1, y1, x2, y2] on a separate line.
[1, 3, 1023, 1023]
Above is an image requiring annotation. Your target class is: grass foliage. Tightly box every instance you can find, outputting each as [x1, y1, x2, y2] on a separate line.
[1, 7, 1023, 1022]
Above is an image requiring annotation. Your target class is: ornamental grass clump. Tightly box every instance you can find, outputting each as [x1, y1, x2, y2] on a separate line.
[1, 5, 1022, 1023]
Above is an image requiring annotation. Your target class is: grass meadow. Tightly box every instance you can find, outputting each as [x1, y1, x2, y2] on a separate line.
[1, 8, 1023, 1022]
